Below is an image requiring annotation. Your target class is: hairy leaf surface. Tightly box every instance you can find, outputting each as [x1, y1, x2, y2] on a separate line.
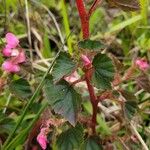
[56, 124, 84, 150]
[82, 136, 103, 150]
[92, 53, 115, 89]
[44, 77, 81, 126]
[78, 39, 106, 51]
[52, 52, 76, 82]
[9, 78, 32, 100]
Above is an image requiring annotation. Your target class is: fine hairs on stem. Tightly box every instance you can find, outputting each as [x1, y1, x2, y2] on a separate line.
[75, 0, 103, 133]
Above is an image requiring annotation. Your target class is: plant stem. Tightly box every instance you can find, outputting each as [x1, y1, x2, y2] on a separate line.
[3, 94, 11, 114]
[140, 0, 149, 25]
[61, 0, 73, 54]
[25, 0, 33, 61]
[130, 122, 149, 150]
[75, 0, 101, 133]
[75, 0, 89, 39]
[88, 0, 102, 16]
[85, 70, 98, 134]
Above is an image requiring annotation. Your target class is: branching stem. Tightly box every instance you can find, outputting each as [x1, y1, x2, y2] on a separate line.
[88, 0, 103, 16]
[75, 0, 103, 134]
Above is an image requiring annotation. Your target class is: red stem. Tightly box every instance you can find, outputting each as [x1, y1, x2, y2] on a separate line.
[85, 69, 98, 134]
[75, 0, 101, 134]
[75, 0, 89, 39]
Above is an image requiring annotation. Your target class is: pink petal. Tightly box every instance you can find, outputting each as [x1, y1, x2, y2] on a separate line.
[11, 49, 19, 57]
[135, 59, 149, 71]
[5, 33, 19, 48]
[13, 51, 26, 64]
[65, 71, 80, 83]
[2, 60, 20, 73]
[81, 54, 91, 66]
[2, 47, 12, 57]
[37, 134, 47, 150]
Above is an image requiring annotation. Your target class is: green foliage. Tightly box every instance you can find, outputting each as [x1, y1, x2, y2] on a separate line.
[78, 39, 106, 51]
[43, 77, 81, 126]
[124, 100, 138, 120]
[42, 31, 52, 58]
[9, 78, 32, 100]
[108, 15, 142, 33]
[56, 124, 84, 150]
[92, 53, 115, 89]
[0, 0, 150, 149]
[81, 136, 103, 150]
[121, 90, 138, 119]
[97, 115, 111, 136]
[4, 103, 47, 150]
[140, 0, 149, 25]
[61, 0, 73, 54]
[0, 114, 15, 135]
[52, 52, 76, 82]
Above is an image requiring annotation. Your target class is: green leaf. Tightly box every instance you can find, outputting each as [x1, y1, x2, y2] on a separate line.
[43, 77, 81, 126]
[92, 53, 115, 89]
[124, 101, 138, 120]
[82, 136, 103, 150]
[0, 114, 15, 135]
[97, 115, 112, 136]
[56, 124, 84, 150]
[121, 90, 138, 119]
[9, 78, 32, 100]
[52, 52, 76, 82]
[78, 39, 106, 51]
[108, 15, 142, 33]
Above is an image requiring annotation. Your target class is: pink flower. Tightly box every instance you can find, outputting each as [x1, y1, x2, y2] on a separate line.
[2, 60, 20, 73]
[5, 33, 19, 49]
[37, 133, 48, 150]
[13, 51, 26, 64]
[135, 59, 149, 71]
[1, 33, 26, 73]
[81, 54, 92, 67]
[2, 47, 12, 57]
[37, 128, 48, 150]
[2, 33, 19, 57]
[11, 49, 20, 57]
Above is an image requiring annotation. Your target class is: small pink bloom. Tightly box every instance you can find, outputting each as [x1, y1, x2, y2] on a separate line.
[5, 33, 19, 48]
[135, 59, 149, 71]
[11, 49, 19, 57]
[2, 47, 12, 57]
[2, 60, 20, 73]
[65, 71, 80, 83]
[81, 54, 92, 66]
[37, 132, 48, 150]
[1, 33, 26, 74]
[13, 51, 26, 64]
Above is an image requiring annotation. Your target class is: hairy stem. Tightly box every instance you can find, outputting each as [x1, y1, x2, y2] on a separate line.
[85, 70, 98, 134]
[88, 0, 103, 16]
[75, 0, 100, 133]
[75, 0, 89, 39]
